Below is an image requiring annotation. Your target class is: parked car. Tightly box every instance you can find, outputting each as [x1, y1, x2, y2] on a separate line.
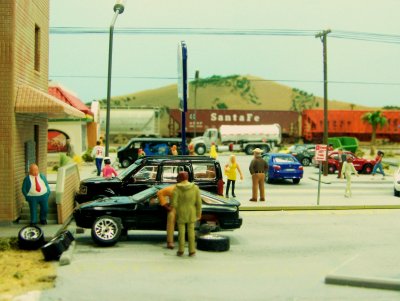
[75, 156, 224, 204]
[289, 144, 316, 166]
[394, 167, 400, 197]
[117, 137, 187, 168]
[262, 153, 304, 184]
[288, 144, 316, 153]
[73, 185, 243, 246]
[313, 151, 375, 174]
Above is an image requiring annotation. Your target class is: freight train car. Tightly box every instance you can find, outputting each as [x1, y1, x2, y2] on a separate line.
[302, 109, 400, 142]
[169, 109, 298, 138]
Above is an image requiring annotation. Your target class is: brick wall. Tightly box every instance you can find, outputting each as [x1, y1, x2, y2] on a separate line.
[0, 0, 50, 222]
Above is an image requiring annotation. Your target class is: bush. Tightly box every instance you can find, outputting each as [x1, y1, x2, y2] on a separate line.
[82, 148, 94, 162]
[59, 153, 71, 167]
[0, 237, 18, 251]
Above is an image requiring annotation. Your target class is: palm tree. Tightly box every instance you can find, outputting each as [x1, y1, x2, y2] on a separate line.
[361, 110, 387, 155]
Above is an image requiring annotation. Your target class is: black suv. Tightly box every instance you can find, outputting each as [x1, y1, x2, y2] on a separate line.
[75, 156, 224, 204]
[117, 137, 186, 168]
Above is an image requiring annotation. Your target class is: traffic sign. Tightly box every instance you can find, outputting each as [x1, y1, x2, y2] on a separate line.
[315, 144, 328, 162]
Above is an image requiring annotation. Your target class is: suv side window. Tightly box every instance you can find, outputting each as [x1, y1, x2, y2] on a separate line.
[132, 165, 158, 182]
[160, 165, 189, 182]
[193, 163, 216, 180]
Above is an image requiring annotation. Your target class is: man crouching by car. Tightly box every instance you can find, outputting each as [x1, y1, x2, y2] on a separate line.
[156, 174, 186, 250]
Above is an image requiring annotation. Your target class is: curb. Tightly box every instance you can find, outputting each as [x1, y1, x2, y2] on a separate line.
[59, 240, 75, 266]
[240, 205, 400, 211]
[325, 274, 400, 291]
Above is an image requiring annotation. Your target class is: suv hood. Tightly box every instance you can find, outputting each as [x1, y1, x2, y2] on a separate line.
[80, 176, 122, 185]
[79, 196, 134, 209]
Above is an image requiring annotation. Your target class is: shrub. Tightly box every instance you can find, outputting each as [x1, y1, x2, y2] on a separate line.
[82, 148, 94, 162]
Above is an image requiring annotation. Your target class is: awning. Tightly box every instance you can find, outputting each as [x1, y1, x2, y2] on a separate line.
[15, 85, 85, 119]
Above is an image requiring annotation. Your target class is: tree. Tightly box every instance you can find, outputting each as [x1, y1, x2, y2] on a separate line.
[290, 88, 318, 141]
[361, 110, 387, 155]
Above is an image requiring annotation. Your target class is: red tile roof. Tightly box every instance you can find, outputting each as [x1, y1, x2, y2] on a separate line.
[48, 84, 94, 116]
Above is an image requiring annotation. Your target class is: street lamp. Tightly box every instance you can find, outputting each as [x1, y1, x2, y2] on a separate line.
[105, 0, 126, 156]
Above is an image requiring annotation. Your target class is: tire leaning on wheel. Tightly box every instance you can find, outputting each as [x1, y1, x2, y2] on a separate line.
[91, 215, 122, 247]
[41, 235, 67, 261]
[18, 225, 45, 250]
[196, 234, 230, 252]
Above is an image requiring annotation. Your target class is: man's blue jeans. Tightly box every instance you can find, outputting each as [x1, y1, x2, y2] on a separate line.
[27, 195, 48, 224]
[95, 158, 103, 176]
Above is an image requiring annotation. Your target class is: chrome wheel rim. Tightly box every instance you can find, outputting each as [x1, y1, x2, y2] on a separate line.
[21, 227, 41, 240]
[94, 218, 118, 241]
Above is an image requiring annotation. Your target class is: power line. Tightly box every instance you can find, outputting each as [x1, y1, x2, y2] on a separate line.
[49, 27, 400, 44]
[48, 75, 400, 86]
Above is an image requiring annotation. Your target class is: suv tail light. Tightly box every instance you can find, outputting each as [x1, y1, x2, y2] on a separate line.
[298, 166, 304, 170]
[217, 179, 224, 196]
[273, 165, 281, 171]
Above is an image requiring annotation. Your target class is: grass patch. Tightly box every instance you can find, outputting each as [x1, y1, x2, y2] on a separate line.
[0, 237, 56, 300]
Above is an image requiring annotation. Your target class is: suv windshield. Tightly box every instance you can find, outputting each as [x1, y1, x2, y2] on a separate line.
[117, 162, 140, 180]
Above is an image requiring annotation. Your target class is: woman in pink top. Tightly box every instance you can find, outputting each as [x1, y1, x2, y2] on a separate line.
[102, 157, 118, 178]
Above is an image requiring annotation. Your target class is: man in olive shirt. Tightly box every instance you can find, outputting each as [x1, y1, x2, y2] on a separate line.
[249, 148, 268, 202]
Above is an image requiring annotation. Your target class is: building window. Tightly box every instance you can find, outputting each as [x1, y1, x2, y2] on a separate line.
[34, 25, 40, 71]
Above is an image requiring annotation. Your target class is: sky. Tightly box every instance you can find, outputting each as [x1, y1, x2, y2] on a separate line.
[49, 0, 400, 107]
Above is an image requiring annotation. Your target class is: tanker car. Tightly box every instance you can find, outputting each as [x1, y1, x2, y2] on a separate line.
[190, 124, 282, 155]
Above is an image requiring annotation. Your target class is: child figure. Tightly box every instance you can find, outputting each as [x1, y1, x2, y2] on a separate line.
[224, 155, 243, 198]
[138, 148, 146, 158]
[170, 145, 178, 155]
[209, 143, 218, 159]
[102, 157, 118, 178]
[340, 155, 359, 197]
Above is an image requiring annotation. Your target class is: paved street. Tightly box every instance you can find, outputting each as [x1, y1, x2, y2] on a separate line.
[7, 153, 400, 300]
[38, 209, 400, 301]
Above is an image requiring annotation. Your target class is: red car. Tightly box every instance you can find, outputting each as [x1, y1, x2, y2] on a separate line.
[314, 151, 376, 174]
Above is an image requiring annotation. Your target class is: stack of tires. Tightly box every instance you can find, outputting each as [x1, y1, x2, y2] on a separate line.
[196, 224, 230, 252]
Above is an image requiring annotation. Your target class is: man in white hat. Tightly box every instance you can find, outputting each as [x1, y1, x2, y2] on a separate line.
[248, 148, 268, 202]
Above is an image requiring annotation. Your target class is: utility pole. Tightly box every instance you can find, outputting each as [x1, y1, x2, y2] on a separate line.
[315, 29, 331, 176]
[193, 70, 199, 138]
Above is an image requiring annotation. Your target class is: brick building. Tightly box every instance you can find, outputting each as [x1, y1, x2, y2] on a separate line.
[0, 0, 84, 223]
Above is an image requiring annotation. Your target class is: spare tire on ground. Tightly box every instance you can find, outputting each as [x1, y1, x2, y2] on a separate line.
[18, 225, 45, 250]
[41, 235, 67, 261]
[196, 234, 230, 252]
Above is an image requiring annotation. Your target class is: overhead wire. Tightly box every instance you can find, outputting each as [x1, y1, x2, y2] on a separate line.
[49, 27, 400, 86]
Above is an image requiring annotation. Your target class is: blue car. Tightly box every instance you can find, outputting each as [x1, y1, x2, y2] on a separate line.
[262, 153, 304, 184]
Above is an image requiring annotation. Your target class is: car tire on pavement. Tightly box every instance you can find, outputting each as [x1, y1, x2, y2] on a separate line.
[91, 215, 122, 247]
[301, 158, 311, 166]
[328, 165, 336, 174]
[362, 164, 373, 174]
[196, 234, 230, 252]
[18, 225, 45, 250]
[293, 178, 300, 184]
[121, 159, 131, 168]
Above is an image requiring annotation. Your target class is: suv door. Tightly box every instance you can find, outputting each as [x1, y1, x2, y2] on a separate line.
[192, 162, 221, 194]
[122, 164, 159, 195]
